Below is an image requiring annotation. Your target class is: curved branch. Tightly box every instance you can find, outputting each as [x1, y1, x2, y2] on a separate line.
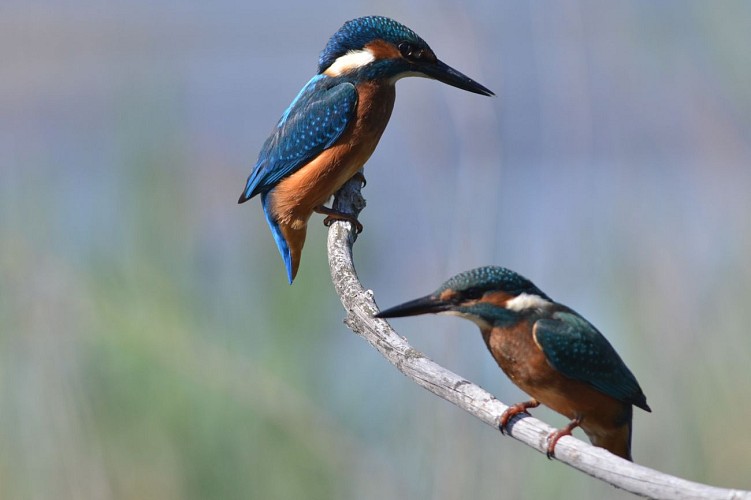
[326, 177, 751, 500]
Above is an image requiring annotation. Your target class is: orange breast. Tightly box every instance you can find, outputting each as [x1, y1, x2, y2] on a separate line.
[483, 323, 631, 439]
[269, 81, 396, 229]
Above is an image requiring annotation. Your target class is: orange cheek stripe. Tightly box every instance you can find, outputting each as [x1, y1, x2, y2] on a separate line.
[438, 289, 458, 302]
[483, 291, 514, 307]
[365, 39, 401, 59]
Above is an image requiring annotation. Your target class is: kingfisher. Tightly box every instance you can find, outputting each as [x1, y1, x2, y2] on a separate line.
[376, 266, 651, 461]
[238, 16, 493, 283]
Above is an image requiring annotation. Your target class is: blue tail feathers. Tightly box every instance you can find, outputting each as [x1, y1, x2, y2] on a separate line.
[261, 193, 295, 284]
[238, 168, 263, 204]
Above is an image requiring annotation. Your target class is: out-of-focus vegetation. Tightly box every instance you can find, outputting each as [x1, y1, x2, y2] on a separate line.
[2, 2, 751, 499]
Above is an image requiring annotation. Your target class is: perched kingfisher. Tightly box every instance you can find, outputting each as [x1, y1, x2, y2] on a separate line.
[238, 16, 493, 283]
[376, 266, 651, 461]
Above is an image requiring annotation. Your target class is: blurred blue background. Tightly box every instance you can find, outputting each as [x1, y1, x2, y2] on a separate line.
[3, 1, 751, 499]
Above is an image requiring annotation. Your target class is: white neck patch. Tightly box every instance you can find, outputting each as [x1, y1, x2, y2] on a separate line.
[324, 48, 376, 77]
[505, 293, 551, 312]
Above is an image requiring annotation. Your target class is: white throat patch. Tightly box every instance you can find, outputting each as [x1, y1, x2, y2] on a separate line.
[439, 310, 493, 330]
[505, 293, 551, 312]
[324, 48, 376, 77]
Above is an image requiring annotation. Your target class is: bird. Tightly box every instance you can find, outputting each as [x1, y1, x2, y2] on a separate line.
[375, 266, 651, 461]
[238, 16, 494, 283]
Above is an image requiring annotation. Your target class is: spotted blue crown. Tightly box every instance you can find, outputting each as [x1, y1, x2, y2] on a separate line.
[438, 266, 549, 298]
[318, 16, 429, 73]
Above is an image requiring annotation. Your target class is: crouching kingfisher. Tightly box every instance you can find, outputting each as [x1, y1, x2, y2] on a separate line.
[376, 266, 651, 461]
[238, 16, 493, 283]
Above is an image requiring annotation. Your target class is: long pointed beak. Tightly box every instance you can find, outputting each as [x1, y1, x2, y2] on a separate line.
[419, 59, 494, 96]
[375, 295, 451, 318]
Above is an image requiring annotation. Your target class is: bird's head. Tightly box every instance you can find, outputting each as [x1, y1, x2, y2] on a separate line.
[376, 266, 552, 329]
[318, 16, 493, 96]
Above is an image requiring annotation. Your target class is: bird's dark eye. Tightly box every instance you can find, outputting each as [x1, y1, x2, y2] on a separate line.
[399, 42, 415, 58]
[463, 288, 485, 300]
[397, 41, 435, 62]
[398, 41, 433, 62]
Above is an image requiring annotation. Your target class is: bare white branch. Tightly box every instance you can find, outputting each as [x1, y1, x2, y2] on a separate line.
[325, 176, 751, 500]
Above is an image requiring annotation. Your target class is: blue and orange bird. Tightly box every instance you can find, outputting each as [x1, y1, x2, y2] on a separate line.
[238, 16, 493, 283]
[376, 266, 651, 461]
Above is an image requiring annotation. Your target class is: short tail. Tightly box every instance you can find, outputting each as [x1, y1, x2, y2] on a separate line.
[586, 406, 634, 461]
[261, 193, 306, 284]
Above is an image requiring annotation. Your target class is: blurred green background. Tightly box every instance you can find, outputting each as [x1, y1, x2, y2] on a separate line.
[2, 1, 751, 499]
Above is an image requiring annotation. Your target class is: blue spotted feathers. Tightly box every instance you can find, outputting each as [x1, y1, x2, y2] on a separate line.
[239, 76, 357, 283]
[239, 76, 357, 201]
[534, 312, 651, 411]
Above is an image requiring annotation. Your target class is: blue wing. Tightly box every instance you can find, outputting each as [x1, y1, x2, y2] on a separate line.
[239, 75, 358, 202]
[533, 312, 651, 411]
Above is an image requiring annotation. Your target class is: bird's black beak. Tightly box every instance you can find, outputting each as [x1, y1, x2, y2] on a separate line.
[375, 295, 451, 318]
[419, 59, 494, 96]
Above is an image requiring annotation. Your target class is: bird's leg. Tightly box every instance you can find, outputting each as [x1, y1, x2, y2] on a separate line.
[498, 399, 540, 435]
[545, 416, 583, 459]
[315, 205, 363, 234]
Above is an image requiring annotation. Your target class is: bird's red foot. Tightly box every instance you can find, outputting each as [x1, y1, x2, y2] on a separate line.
[546, 416, 582, 459]
[315, 205, 363, 234]
[499, 399, 540, 435]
